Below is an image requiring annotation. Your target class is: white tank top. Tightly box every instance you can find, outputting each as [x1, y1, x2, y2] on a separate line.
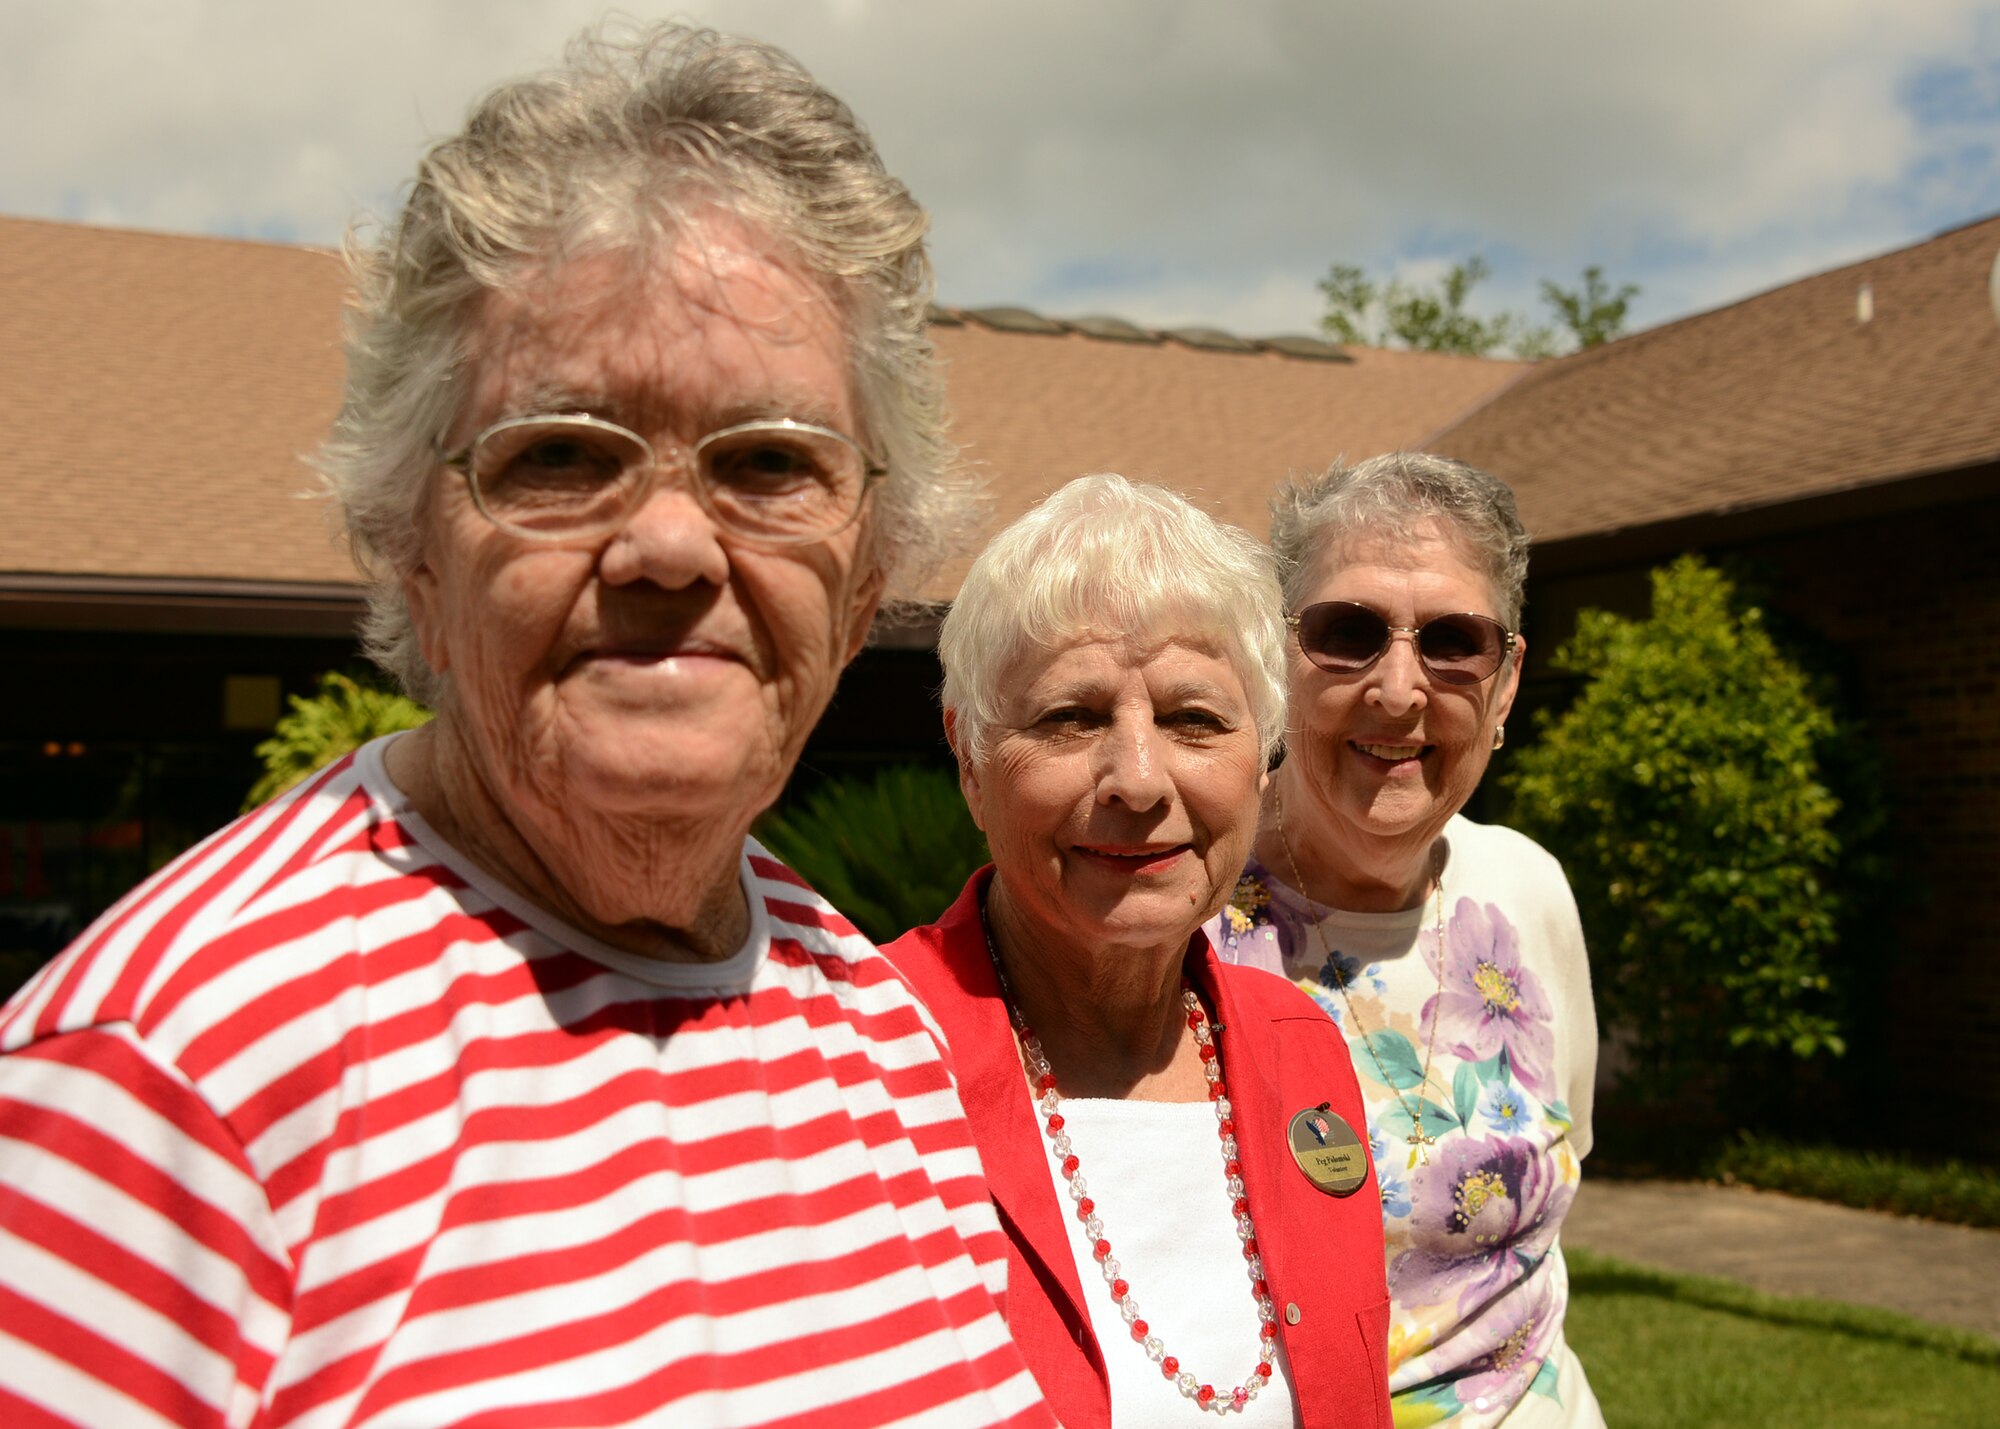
[1038, 1097, 1303, 1427]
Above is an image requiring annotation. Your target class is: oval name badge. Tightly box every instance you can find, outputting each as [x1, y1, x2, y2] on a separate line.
[1286, 1104, 1368, 1197]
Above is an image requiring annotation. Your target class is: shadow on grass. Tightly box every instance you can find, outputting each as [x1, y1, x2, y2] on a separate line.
[1567, 1249, 2000, 1368]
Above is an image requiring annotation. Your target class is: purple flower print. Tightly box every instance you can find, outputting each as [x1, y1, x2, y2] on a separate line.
[1389, 1134, 1573, 1319]
[1424, 899, 1556, 1100]
[1210, 867, 1287, 975]
[1449, 1289, 1561, 1409]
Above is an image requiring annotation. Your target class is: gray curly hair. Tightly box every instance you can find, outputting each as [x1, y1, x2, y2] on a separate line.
[1268, 452, 1530, 630]
[316, 21, 971, 704]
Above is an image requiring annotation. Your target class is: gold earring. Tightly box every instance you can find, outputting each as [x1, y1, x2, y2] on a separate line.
[1491, 725, 1506, 751]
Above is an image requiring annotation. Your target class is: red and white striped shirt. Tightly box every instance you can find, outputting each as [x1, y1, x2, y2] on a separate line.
[0, 740, 1054, 1428]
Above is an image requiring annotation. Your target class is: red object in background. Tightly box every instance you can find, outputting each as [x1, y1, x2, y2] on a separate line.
[87, 821, 143, 851]
[24, 824, 46, 899]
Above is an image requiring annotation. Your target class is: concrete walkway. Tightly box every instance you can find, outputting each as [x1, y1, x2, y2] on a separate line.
[1562, 1178, 2000, 1341]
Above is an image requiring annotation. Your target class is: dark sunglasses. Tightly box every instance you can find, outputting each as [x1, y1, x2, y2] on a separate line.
[1289, 601, 1516, 685]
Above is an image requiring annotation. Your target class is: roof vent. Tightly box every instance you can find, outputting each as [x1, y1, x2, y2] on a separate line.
[1855, 283, 1874, 325]
[1068, 315, 1161, 344]
[1164, 326, 1261, 354]
[1257, 334, 1353, 363]
[963, 306, 1069, 335]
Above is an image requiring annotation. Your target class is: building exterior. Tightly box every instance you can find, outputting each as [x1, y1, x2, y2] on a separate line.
[0, 214, 1520, 980]
[4, 210, 1995, 1151]
[1425, 213, 2000, 1150]
[0, 218, 357, 980]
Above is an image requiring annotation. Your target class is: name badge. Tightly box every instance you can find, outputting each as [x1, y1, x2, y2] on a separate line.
[1286, 1104, 1367, 1197]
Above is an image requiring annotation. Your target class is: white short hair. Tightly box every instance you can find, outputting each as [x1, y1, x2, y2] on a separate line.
[940, 474, 1287, 766]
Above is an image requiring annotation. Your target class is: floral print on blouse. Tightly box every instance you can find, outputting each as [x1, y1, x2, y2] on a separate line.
[1213, 836, 1596, 1428]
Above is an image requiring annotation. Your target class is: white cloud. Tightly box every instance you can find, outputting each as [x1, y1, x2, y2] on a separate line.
[4, 0, 1996, 337]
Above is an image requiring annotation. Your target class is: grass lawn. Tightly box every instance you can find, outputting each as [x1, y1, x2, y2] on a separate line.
[1565, 1249, 2000, 1426]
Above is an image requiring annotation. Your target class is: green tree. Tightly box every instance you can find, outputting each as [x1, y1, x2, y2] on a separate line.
[1541, 264, 1640, 348]
[1317, 262, 1378, 348]
[245, 671, 432, 809]
[1320, 253, 1636, 358]
[1502, 557, 1844, 1098]
[754, 764, 989, 943]
[1321, 254, 1552, 356]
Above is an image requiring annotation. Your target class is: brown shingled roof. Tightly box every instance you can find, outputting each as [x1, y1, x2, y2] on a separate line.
[0, 214, 1520, 605]
[0, 215, 352, 587]
[925, 324, 1519, 598]
[1424, 213, 2000, 544]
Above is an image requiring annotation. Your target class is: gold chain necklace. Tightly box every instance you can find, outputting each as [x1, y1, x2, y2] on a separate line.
[1274, 792, 1447, 1168]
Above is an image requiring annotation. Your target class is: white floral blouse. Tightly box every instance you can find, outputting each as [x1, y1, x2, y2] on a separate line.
[1207, 815, 1605, 1428]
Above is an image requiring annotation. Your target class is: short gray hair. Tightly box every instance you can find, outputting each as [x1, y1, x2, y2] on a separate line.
[316, 21, 970, 703]
[940, 474, 1288, 766]
[1269, 452, 1530, 630]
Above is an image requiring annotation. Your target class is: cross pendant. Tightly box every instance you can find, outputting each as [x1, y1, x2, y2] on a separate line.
[1407, 1127, 1435, 1169]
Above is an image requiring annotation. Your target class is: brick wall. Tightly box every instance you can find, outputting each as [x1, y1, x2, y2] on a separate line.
[1750, 498, 2000, 1152]
[1520, 493, 2000, 1155]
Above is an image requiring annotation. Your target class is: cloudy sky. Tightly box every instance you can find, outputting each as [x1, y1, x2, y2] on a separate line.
[8, 1, 2000, 345]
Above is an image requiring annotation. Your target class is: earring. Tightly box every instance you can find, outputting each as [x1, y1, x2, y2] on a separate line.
[1491, 725, 1506, 751]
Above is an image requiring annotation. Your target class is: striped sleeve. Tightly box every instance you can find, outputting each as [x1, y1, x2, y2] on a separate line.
[0, 1024, 293, 1429]
[750, 863, 1012, 1305]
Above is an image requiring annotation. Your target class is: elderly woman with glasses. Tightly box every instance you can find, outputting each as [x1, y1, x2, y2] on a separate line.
[0, 24, 1057, 1429]
[887, 475, 1393, 1429]
[1210, 454, 1603, 1428]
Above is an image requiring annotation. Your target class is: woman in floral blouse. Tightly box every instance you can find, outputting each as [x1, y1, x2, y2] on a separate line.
[1210, 453, 1604, 1427]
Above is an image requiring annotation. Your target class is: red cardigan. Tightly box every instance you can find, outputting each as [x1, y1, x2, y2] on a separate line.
[885, 870, 1391, 1429]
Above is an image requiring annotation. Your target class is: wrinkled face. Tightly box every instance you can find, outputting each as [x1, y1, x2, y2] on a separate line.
[1285, 523, 1520, 862]
[958, 634, 1266, 956]
[405, 214, 884, 830]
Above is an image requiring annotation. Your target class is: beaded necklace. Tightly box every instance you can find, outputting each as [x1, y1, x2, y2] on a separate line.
[979, 905, 1279, 1416]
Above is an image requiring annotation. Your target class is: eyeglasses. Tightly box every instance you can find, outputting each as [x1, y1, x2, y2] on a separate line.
[1289, 601, 1516, 685]
[440, 413, 886, 545]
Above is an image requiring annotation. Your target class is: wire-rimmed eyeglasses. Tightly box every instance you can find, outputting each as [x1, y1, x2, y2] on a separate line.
[439, 412, 886, 545]
[1289, 600, 1517, 685]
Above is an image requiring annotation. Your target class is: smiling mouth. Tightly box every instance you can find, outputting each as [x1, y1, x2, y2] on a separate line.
[583, 639, 743, 666]
[1353, 741, 1429, 762]
[1076, 845, 1191, 870]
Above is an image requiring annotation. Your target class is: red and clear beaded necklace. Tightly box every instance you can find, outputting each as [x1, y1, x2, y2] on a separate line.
[981, 911, 1279, 1415]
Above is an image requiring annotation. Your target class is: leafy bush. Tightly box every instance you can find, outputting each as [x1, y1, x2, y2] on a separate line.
[1709, 1133, 2000, 1229]
[754, 763, 988, 944]
[245, 671, 432, 809]
[1503, 556, 1843, 1096]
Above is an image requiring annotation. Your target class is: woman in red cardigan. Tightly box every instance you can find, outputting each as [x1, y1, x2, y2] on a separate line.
[886, 475, 1391, 1428]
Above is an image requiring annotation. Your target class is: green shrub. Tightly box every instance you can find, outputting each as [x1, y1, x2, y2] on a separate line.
[1503, 556, 1843, 1096]
[245, 672, 432, 810]
[1709, 1133, 2000, 1229]
[754, 764, 988, 943]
